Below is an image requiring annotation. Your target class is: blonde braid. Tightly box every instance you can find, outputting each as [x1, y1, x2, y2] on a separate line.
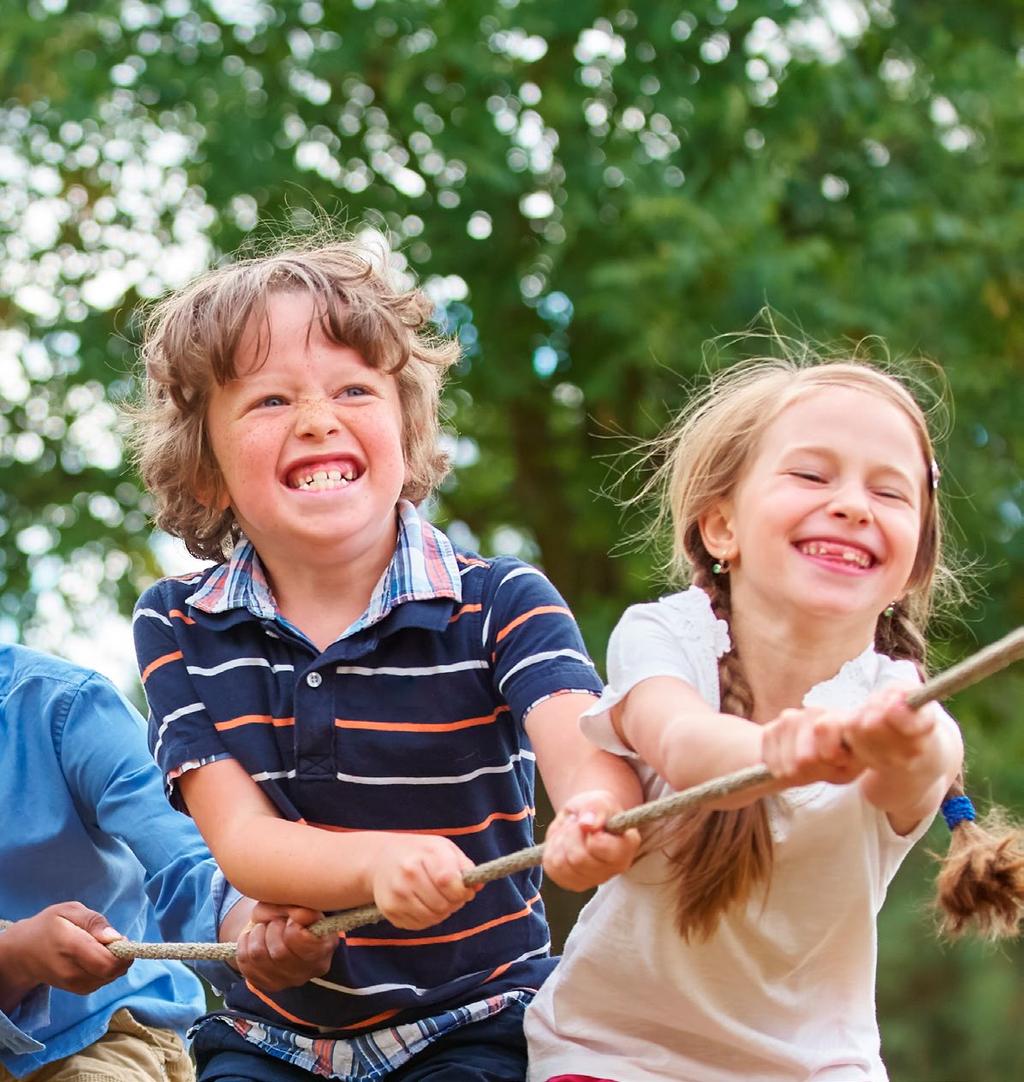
[876, 606, 1024, 938]
[663, 560, 773, 941]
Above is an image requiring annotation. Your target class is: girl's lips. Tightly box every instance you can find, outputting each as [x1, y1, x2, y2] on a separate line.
[794, 539, 877, 570]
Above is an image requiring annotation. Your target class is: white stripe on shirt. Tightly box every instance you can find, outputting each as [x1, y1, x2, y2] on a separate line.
[498, 649, 594, 693]
[186, 658, 295, 677]
[336, 750, 536, 787]
[334, 660, 489, 677]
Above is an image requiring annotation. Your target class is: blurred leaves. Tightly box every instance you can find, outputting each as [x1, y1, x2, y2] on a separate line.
[2, 2, 1024, 1076]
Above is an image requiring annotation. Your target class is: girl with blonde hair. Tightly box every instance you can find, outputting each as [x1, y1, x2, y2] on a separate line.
[525, 354, 1023, 1082]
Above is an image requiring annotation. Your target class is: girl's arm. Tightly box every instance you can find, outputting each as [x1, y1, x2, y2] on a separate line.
[178, 763, 477, 928]
[615, 676, 857, 804]
[842, 686, 964, 835]
[526, 691, 643, 891]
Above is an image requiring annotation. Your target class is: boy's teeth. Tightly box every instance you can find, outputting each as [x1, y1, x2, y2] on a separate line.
[294, 471, 351, 491]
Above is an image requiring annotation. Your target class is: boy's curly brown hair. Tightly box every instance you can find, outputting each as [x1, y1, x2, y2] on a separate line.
[130, 241, 460, 562]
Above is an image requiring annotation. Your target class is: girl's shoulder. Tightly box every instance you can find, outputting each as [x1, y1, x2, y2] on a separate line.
[802, 646, 922, 713]
[617, 585, 731, 659]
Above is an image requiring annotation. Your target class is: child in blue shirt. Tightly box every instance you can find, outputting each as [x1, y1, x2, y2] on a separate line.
[0, 644, 333, 1081]
[130, 241, 642, 1081]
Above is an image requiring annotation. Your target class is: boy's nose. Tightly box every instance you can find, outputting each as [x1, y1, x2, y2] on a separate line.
[294, 397, 340, 439]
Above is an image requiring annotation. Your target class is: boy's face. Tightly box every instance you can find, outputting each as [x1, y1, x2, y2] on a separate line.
[204, 290, 406, 572]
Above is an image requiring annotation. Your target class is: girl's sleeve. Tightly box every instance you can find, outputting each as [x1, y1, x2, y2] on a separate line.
[581, 590, 727, 756]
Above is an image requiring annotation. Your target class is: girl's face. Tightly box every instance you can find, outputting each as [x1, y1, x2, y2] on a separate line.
[704, 385, 928, 628]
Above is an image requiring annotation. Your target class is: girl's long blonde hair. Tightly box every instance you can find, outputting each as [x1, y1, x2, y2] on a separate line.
[645, 352, 1023, 941]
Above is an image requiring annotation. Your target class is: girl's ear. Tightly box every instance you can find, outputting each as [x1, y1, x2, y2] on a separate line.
[699, 502, 738, 563]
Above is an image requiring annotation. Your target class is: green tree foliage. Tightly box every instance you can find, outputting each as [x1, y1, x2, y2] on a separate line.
[2, 2, 1022, 1075]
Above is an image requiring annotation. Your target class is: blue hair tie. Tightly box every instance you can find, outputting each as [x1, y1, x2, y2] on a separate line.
[940, 794, 976, 831]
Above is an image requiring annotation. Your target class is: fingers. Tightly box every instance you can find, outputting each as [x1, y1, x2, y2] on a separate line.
[46, 904, 130, 991]
[842, 685, 937, 768]
[237, 907, 337, 992]
[762, 708, 860, 786]
[374, 840, 478, 931]
[543, 793, 641, 891]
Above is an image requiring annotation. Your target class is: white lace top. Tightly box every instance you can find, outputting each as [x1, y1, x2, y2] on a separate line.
[525, 586, 950, 1082]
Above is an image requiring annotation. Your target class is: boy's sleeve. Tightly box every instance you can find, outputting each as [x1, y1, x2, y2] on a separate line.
[132, 587, 234, 798]
[57, 671, 235, 986]
[484, 560, 603, 723]
[0, 987, 48, 1055]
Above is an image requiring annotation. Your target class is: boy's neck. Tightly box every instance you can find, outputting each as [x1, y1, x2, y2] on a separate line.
[257, 521, 399, 654]
[726, 586, 875, 723]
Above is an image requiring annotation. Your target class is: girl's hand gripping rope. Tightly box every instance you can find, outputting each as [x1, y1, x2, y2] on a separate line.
[543, 789, 641, 892]
[841, 685, 941, 771]
[760, 706, 862, 788]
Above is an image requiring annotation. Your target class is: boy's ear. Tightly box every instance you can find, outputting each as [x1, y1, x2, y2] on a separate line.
[698, 502, 737, 563]
[195, 470, 231, 512]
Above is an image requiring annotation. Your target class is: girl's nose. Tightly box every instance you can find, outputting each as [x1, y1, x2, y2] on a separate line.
[828, 482, 872, 524]
[294, 397, 340, 439]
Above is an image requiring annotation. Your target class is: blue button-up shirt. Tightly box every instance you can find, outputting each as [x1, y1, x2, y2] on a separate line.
[0, 644, 227, 1078]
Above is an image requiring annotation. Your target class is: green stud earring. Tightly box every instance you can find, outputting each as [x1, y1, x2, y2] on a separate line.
[712, 559, 730, 575]
[883, 602, 896, 618]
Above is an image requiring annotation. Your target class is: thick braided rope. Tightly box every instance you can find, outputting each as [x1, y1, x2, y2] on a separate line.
[5, 627, 1023, 962]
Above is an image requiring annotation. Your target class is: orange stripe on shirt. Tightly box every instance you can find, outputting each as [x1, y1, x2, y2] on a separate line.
[247, 981, 404, 1034]
[494, 605, 572, 645]
[141, 651, 182, 683]
[307, 806, 535, 838]
[168, 608, 195, 625]
[448, 603, 482, 624]
[343, 892, 542, 948]
[334, 706, 509, 734]
[456, 554, 488, 568]
[215, 714, 296, 732]
[243, 982, 339, 1029]
[334, 1007, 402, 1032]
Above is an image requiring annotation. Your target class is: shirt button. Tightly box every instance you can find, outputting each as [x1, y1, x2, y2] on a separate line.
[306, 672, 323, 688]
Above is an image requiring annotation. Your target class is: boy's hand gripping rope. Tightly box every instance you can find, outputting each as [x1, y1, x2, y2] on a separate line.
[5, 627, 1024, 963]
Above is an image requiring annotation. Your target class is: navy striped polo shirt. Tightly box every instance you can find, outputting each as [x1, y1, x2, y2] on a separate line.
[133, 505, 602, 1037]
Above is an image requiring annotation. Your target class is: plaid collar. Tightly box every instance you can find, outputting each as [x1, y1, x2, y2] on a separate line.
[187, 500, 462, 635]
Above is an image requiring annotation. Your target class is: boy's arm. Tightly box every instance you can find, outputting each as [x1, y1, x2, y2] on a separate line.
[135, 595, 476, 928]
[526, 692, 643, 891]
[178, 761, 476, 925]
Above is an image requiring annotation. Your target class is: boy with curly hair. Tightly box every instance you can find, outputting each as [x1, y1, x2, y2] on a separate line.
[131, 241, 641, 1081]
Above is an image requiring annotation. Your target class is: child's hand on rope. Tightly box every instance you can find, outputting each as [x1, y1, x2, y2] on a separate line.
[371, 835, 478, 930]
[543, 789, 641, 892]
[761, 706, 862, 787]
[0, 902, 129, 1008]
[235, 903, 336, 992]
[840, 685, 938, 773]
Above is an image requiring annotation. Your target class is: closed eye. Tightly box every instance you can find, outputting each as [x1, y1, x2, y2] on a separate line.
[874, 488, 911, 502]
[789, 470, 826, 483]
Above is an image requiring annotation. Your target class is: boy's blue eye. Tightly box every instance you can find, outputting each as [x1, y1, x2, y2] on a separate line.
[260, 395, 287, 407]
[340, 386, 370, 398]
